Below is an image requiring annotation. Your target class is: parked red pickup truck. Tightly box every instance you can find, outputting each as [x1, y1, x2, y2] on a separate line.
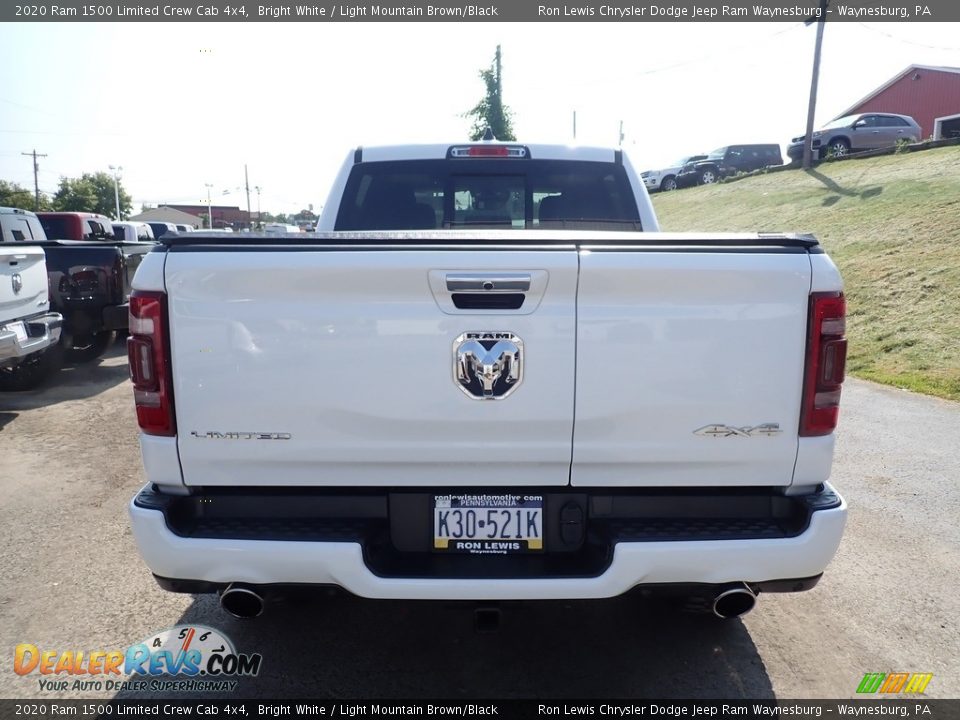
[37, 212, 116, 242]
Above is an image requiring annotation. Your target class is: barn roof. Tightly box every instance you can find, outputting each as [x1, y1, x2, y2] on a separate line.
[835, 65, 960, 120]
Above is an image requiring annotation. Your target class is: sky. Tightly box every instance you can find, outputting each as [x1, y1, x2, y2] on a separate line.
[1, 20, 958, 215]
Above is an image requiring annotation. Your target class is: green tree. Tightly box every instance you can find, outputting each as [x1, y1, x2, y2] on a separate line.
[0, 180, 50, 211]
[293, 209, 317, 224]
[465, 45, 516, 141]
[53, 172, 132, 219]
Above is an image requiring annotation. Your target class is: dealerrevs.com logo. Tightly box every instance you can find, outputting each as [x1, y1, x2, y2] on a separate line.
[14, 625, 263, 693]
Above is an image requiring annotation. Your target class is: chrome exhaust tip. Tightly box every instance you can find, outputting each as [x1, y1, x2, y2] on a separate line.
[219, 583, 265, 619]
[712, 584, 757, 619]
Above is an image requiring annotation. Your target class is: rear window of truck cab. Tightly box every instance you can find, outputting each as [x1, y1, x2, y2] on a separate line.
[39, 215, 73, 240]
[335, 159, 642, 231]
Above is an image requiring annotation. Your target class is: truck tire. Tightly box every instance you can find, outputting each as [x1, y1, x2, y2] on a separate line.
[826, 138, 850, 158]
[699, 168, 719, 184]
[68, 331, 117, 363]
[660, 176, 677, 192]
[0, 343, 64, 391]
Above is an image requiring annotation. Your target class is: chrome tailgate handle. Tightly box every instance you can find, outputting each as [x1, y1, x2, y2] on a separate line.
[445, 273, 531, 293]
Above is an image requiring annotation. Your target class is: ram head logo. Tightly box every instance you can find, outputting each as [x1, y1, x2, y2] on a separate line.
[454, 332, 523, 400]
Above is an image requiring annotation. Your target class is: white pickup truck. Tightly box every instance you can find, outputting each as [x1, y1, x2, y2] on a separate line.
[127, 142, 848, 621]
[1, 208, 63, 390]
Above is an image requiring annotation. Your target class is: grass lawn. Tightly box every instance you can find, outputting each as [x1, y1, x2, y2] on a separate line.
[652, 146, 960, 401]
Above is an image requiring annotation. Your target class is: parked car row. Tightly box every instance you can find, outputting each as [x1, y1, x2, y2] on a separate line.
[642, 112, 921, 192]
[139, 221, 197, 240]
[0, 206, 155, 390]
[676, 144, 783, 188]
[643, 144, 784, 191]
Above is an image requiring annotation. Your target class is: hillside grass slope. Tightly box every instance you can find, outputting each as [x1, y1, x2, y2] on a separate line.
[652, 146, 960, 401]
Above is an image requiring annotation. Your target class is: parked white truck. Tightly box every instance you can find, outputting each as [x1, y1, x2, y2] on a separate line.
[127, 142, 848, 620]
[1, 208, 63, 390]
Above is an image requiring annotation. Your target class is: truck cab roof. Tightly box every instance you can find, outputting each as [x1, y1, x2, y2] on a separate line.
[319, 141, 657, 232]
[354, 142, 625, 164]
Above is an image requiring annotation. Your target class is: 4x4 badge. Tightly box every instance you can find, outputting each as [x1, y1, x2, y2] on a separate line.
[694, 423, 782, 438]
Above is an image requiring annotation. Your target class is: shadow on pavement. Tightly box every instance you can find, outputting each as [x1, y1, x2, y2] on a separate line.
[0, 340, 129, 411]
[115, 591, 775, 700]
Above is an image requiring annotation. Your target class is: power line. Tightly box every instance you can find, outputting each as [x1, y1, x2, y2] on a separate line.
[0, 97, 65, 120]
[856, 23, 960, 51]
[629, 23, 805, 79]
[0, 129, 127, 136]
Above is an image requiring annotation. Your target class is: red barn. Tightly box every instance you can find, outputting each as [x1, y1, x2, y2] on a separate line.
[835, 65, 960, 140]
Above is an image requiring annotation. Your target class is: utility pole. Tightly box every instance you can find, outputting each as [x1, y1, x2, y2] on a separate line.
[108, 165, 123, 220]
[244, 165, 252, 230]
[618, 120, 624, 147]
[494, 45, 503, 133]
[573, 111, 577, 141]
[802, 0, 829, 170]
[21, 149, 47, 211]
[205, 183, 214, 228]
[254, 186, 262, 229]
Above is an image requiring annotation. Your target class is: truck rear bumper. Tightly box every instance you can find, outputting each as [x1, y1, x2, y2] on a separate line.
[0, 312, 63, 363]
[101, 302, 129, 331]
[129, 484, 846, 600]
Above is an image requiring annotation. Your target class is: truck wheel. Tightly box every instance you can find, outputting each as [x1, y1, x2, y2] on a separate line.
[827, 139, 849, 158]
[0, 343, 64, 391]
[68, 331, 117, 363]
[699, 168, 719, 184]
[660, 176, 677, 192]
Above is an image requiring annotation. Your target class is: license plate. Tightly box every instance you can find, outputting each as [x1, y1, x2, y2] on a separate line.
[433, 494, 543, 554]
[4, 321, 28, 344]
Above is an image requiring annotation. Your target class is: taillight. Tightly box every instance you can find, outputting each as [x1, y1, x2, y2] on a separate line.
[127, 290, 175, 436]
[800, 292, 847, 436]
[59, 269, 101, 295]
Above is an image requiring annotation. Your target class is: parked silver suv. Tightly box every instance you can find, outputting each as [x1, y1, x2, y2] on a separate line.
[641, 154, 707, 192]
[788, 112, 921, 161]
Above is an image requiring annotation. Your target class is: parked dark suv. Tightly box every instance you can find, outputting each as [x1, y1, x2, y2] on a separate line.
[675, 144, 783, 188]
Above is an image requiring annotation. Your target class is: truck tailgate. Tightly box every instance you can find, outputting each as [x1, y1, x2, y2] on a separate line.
[165, 247, 579, 487]
[1, 245, 48, 324]
[572, 247, 811, 487]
